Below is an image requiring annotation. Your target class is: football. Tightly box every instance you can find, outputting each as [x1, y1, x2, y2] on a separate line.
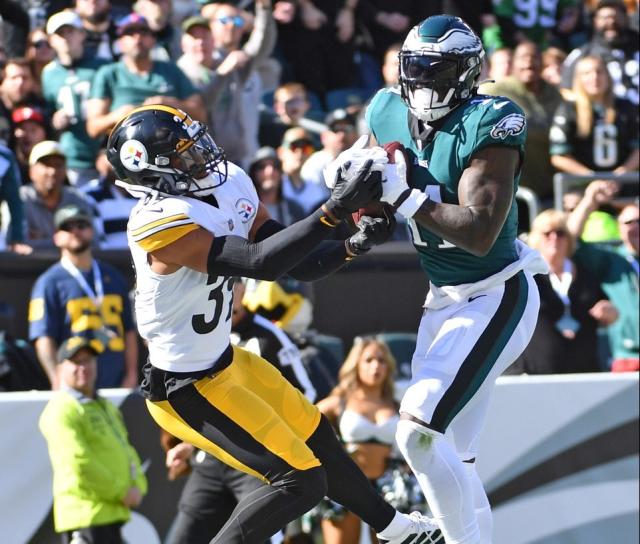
[351, 141, 408, 224]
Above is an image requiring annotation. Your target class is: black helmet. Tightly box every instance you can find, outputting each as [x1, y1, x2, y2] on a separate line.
[106, 105, 227, 196]
[399, 15, 484, 122]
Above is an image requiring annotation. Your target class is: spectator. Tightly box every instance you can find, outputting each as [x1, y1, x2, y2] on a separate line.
[25, 28, 56, 90]
[0, 1, 30, 58]
[276, 0, 358, 102]
[248, 146, 305, 226]
[568, 183, 639, 371]
[541, 46, 567, 86]
[279, 126, 327, 215]
[550, 55, 639, 176]
[134, 0, 179, 60]
[486, 47, 513, 83]
[480, 42, 562, 202]
[0, 144, 28, 253]
[80, 148, 137, 249]
[75, 0, 119, 61]
[301, 108, 358, 192]
[43, 10, 109, 187]
[179, 0, 276, 168]
[39, 336, 147, 544]
[16, 140, 101, 249]
[259, 81, 324, 150]
[562, 0, 639, 105]
[86, 13, 205, 139]
[10, 105, 48, 183]
[493, 0, 580, 50]
[316, 336, 400, 544]
[381, 42, 401, 87]
[0, 57, 44, 144]
[28, 203, 138, 388]
[509, 209, 618, 374]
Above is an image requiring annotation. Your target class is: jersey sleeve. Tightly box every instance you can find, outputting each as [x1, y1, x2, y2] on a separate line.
[89, 64, 113, 100]
[127, 198, 199, 252]
[472, 97, 527, 158]
[28, 272, 62, 341]
[549, 99, 576, 156]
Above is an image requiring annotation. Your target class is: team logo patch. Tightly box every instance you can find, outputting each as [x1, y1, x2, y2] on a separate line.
[120, 139, 148, 172]
[236, 198, 256, 223]
[490, 114, 526, 140]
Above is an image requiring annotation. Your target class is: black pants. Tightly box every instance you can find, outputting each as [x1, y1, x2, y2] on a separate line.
[60, 522, 123, 544]
[165, 453, 275, 544]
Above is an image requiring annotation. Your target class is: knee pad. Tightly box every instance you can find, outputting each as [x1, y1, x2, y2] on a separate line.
[395, 418, 443, 465]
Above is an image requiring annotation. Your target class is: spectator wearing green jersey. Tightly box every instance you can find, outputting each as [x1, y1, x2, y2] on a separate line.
[43, 11, 108, 188]
[85, 13, 206, 139]
[493, 0, 580, 50]
[39, 336, 147, 544]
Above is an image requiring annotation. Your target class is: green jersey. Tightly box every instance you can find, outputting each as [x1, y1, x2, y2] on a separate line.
[90, 60, 197, 111]
[42, 58, 107, 169]
[366, 88, 526, 286]
[493, 0, 577, 47]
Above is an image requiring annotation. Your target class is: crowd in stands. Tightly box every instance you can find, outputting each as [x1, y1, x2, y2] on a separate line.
[0, 0, 636, 382]
[0, 2, 637, 541]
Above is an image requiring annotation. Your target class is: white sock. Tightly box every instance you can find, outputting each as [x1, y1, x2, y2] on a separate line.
[396, 420, 480, 544]
[464, 462, 493, 544]
[376, 511, 411, 539]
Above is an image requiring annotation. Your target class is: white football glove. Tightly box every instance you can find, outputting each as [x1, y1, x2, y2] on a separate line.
[323, 134, 388, 189]
[381, 149, 410, 205]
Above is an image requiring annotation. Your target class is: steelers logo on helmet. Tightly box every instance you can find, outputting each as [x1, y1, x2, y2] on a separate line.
[399, 15, 484, 123]
[106, 105, 228, 196]
[119, 139, 148, 172]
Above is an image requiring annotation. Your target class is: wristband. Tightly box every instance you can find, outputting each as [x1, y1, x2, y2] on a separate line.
[396, 189, 428, 218]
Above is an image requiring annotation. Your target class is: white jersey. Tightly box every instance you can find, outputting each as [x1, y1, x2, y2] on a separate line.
[127, 163, 260, 372]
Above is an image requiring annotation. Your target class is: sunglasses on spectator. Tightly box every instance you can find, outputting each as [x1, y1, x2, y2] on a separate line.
[217, 15, 244, 27]
[31, 40, 51, 49]
[59, 220, 92, 232]
[286, 139, 314, 153]
[542, 229, 567, 238]
[283, 97, 306, 108]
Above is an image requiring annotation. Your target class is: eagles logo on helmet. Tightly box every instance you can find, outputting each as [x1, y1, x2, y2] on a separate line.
[106, 105, 228, 197]
[399, 15, 484, 123]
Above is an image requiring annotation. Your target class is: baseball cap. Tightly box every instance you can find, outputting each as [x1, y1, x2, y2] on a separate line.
[182, 16, 210, 33]
[54, 204, 93, 230]
[57, 336, 102, 363]
[12, 106, 46, 126]
[281, 129, 313, 149]
[29, 140, 66, 166]
[248, 146, 281, 172]
[116, 13, 151, 37]
[46, 10, 83, 35]
[324, 108, 356, 130]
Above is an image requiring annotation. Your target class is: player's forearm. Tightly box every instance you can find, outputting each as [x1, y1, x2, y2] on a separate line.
[412, 200, 505, 257]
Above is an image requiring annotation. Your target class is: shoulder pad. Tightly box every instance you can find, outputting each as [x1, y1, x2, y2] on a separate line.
[128, 197, 199, 252]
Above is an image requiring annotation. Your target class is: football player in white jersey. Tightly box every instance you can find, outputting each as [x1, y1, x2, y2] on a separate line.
[107, 105, 442, 544]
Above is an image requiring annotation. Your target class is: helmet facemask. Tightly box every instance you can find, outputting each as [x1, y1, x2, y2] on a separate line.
[400, 51, 482, 122]
[146, 124, 228, 196]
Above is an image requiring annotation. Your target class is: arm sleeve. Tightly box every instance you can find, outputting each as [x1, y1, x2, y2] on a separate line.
[208, 209, 341, 280]
[28, 276, 61, 342]
[251, 218, 352, 281]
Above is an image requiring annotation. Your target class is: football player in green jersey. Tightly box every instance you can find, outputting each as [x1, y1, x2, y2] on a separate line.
[329, 15, 548, 544]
